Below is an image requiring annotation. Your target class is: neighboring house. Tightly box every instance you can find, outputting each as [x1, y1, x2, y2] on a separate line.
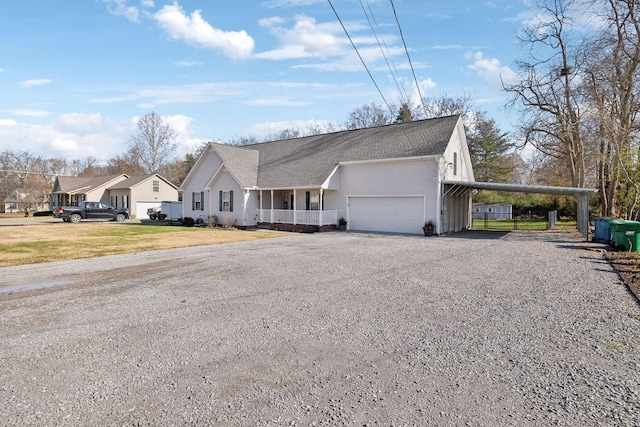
[3, 197, 20, 213]
[51, 174, 128, 207]
[51, 173, 179, 219]
[107, 174, 179, 219]
[180, 115, 475, 235]
[472, 202, 513, 220]
[4, 193, 50, 213]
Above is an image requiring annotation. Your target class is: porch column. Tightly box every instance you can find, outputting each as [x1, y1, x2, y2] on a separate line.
[243, 189, 250, 227]
[270, 190, 274, 223]
[259, 189, 263, 223]
[319, 188, 324, 227]
[293, 190, 297, 225]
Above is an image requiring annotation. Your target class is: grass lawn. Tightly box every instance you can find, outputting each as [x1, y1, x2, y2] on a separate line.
[0, 218, 284, 267]
[471, 218, 578, 231]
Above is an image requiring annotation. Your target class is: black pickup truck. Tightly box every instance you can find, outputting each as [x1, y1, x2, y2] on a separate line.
[54, 201, 129, 223]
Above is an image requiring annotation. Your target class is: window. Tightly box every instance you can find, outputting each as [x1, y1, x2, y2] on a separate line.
[192, 191, 204, 211]
[122, 195, 129, 209]
[306, 191, 320, 210]
[153, 180, 159, 192]
[453, 152, 458, 176]
[111, 196, 117, 207]
[219, 190, 233, 212]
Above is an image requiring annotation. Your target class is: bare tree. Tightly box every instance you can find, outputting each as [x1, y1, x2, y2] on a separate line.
[344, 102, 394, 129]
[419, 94, 475, 124]
[504, 0, 589, 189]
[127, 112, 177, 174]
[583, 0, 640, 217]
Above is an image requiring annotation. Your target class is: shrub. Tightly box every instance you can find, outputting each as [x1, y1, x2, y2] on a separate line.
[204, 215, 218, 228]
[181, 217, 195, 227]
[222, 216, 237, 228]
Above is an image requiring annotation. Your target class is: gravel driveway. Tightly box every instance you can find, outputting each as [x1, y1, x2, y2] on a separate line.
[1, 230, 639, 426]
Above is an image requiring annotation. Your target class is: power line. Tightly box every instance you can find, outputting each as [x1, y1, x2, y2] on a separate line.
[327, 0, 394, 116]
[389, 0, 427, 117]
[359, 0, 409, 103]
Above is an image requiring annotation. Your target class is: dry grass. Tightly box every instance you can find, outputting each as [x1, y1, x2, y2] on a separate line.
[0, 218, 284, 267]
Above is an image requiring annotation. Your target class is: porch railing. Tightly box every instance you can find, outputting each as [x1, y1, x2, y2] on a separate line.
[258, 209, 337, 226]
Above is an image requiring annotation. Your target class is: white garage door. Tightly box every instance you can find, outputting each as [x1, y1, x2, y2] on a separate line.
[348, 196, 425, 234]
[136, 202, 161, 219]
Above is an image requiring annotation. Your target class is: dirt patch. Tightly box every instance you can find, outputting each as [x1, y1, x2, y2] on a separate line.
[605, 250, 640, 302]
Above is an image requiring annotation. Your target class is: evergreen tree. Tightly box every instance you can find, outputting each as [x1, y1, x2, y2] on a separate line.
[396, 103, 413, 123]
[467, 113, 514, 182]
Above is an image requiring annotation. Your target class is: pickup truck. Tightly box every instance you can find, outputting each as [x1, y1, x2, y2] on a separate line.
[54, 201, 129, 223]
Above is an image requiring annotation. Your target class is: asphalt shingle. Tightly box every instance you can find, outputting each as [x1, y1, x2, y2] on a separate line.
[210, 115, 460, 189]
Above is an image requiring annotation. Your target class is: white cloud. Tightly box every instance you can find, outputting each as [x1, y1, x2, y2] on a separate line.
[431, 44, 462, 50]
[0, 118, 124, 161]
[173, 60, 203, 67]
[162, 114, 193, 135]
[256, 14, 348, 60]
[55, 113, 113, 136]
[154, 3, 254, 60]
[102, 0, 155, 23]
[262, 0, 325, 7]
[0, 119, 17, 126]
[51, 138, 79, 151]
[466, 51, 517, 89]
[18, 79, 52, 88]
[102, 0, 141, 23]
[245, 97, 311, 107]
[10, 108, 51, 117]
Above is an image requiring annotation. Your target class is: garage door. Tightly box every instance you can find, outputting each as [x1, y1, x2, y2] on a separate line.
[136, 202, 161, 219]
[348, 196, 425, 234]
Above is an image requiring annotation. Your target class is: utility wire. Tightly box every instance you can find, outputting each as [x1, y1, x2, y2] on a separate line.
[389, 0, 427, 117]
[327, 0, 394, 116]
[359, 0, 409, 103]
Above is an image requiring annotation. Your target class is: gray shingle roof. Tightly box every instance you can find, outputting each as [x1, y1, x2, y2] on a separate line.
[212, 143, 259, 187]
[107, 174, 154, 189]
[53, 175, 126, 194]
[212, 115, 460, 189]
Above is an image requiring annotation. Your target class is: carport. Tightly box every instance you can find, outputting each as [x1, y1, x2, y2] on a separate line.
[443, 181, 599, 240]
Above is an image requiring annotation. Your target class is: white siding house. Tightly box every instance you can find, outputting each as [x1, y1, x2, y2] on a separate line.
[472, 203, 513, 220]
[180, 115, 475, 235]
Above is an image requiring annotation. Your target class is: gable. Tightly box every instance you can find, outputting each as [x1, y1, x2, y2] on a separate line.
[108, 174, 178, 190]
[179, 144, 224, 191]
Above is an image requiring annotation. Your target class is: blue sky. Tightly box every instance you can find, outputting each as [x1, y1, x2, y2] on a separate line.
[0, 0, 536, 163]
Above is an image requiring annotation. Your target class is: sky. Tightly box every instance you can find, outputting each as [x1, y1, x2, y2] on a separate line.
[0, 0, 539, 163]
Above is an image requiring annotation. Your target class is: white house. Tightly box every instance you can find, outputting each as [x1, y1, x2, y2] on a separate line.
[472, 202, 513, 220]
[179, 115, 475, 235]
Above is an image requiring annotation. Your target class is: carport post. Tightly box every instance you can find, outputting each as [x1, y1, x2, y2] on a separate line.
[573, 192, 590, 241]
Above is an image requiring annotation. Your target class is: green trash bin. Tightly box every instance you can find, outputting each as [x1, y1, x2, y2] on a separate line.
[609, 219, 626, 248]
[610, 220, 640, 251]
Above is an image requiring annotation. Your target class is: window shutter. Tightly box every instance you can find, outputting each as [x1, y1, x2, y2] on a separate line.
[192, 192, 195, 210]
[200, 191, 205, 211]
[229, 190, 233, 212]
[219, 191, 223, 211]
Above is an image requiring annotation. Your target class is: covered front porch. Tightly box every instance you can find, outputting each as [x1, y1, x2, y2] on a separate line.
[256, 188, 337, 230]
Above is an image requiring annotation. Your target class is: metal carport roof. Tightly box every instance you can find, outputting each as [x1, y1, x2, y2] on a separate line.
[443, 181, 599, 240]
